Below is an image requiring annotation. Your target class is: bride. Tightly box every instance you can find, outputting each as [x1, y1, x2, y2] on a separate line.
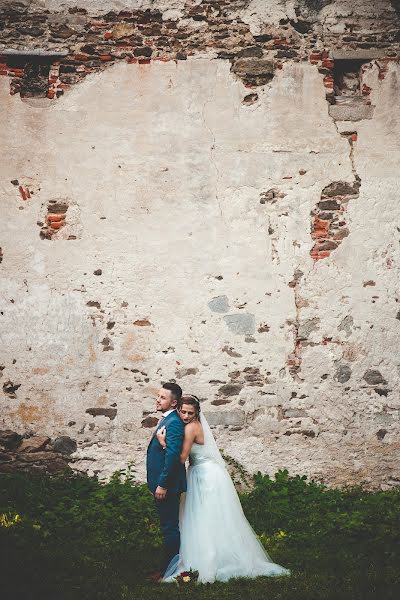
[156, 394, 290, 584]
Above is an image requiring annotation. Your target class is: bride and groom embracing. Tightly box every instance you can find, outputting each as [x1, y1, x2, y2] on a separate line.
[146, 382, 290, 584]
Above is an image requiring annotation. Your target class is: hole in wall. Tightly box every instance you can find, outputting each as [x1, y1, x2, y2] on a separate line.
[332, 58, 371, 105]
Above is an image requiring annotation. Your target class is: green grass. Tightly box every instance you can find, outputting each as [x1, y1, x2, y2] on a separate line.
[0, 467, 399, 600]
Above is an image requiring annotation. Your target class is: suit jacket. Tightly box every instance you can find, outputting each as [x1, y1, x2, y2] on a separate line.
[146, 410, 187, 495]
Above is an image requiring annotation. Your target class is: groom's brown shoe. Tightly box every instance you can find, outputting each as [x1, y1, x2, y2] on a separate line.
[148, 570, 163, 582]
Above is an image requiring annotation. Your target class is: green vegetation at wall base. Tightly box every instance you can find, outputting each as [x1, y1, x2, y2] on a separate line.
[0, 467, 399, 600]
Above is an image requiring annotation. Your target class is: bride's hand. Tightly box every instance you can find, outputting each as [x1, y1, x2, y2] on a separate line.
[157, 426, 167, 448]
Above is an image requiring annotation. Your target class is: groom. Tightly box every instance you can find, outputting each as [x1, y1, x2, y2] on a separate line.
[146, 382, 187, 575]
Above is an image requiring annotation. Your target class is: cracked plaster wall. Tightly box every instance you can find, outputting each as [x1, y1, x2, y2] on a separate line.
[1, 0, 400, 488]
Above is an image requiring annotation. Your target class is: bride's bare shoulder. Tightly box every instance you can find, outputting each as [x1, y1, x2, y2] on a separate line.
[185, 421, 201, 435]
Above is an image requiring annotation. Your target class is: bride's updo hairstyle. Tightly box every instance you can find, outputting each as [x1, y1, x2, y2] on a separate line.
[178, 394, 201, 420]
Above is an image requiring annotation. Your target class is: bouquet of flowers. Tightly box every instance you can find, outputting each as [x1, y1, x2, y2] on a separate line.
[175, 569, 199, 585]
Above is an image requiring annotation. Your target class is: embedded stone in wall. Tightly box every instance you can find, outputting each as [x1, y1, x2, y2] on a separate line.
[18, 436, 50, 453]
[101, 337, 114, 351]
[141, 416, 158, 428]
[334, 363, 352, 383]
[329, 103, 374, 121]
[208, 295, 229, 313]
[51, 436, 77, 455]
[231, 57, 274, 86]
[224, 313, 255, 335]
[175, 367, 199, 378]
[297, 318, 320, 341]
[222, 346, 242, 357]
[204, 410, 245, 428]
[363, 370, 387, 386]
[259, 188, 286, 205]
[338, 315, 354, 337]
[2, 380, 21, 398]
[242, 92, 258, 105]
[0, 430, 23, 450]
[85, 407, 117, 420]
[217, 383, 243, 397]
[211, 397, 232, 406]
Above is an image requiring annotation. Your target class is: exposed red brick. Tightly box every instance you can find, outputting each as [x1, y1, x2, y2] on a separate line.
[47, 214, 66, 222]
[49, 221, 65, 229]
[0, 5, 398, 101]
[74, 53, 90, 61]
[312, 218, 330, 239]
[18, 186, 26, 200]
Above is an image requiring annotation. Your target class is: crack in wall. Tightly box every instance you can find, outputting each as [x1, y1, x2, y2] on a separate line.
[310, 54, 364, 261]
[287, 269, 305, 382]
[202, 96, 223, 219]
[289, 54, 367, 379]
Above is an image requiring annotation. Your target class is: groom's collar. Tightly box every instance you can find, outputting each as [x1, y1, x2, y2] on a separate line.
[161, 408, 176, 419]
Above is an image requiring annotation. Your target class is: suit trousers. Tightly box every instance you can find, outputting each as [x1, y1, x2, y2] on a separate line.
[155, 492, 181, 572]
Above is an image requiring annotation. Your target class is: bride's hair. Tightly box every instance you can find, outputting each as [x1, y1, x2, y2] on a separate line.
[178, 394, 201, 420]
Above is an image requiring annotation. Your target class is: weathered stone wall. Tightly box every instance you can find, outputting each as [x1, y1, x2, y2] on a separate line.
[1, 0, 400, 488]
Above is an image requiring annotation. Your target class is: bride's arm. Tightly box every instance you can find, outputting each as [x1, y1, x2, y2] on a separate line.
[157, 422, 196, 464]
[179, 423, 197, 464]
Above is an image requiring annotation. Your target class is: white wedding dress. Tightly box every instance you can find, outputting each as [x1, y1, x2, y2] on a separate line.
[163, 414, 290, 584]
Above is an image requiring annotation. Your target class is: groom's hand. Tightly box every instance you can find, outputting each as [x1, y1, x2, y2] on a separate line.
[154, 485, 167, 500]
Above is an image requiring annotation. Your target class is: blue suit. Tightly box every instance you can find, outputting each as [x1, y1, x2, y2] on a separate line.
[147, 410, 187, 570]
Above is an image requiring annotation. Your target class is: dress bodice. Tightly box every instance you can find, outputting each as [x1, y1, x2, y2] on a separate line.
[189, 441, 215, 466]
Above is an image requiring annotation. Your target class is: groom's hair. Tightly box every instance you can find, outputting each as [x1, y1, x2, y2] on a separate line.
[162, 382, 182, 402]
